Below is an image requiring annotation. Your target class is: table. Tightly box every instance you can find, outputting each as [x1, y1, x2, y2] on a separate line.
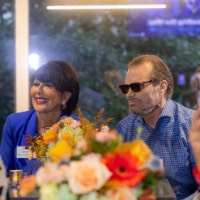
[8, 187, 38, 200]
[8, 179, 176, 200]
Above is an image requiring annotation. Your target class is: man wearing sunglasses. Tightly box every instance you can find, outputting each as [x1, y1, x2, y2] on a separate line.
[116, 55, 198, 200]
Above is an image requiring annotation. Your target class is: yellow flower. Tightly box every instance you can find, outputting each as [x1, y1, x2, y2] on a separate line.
[36, 138, 45, 146]
[48, 140, 73, 163]
[130, 139, 153, 163]
[43, 129, 58, 145]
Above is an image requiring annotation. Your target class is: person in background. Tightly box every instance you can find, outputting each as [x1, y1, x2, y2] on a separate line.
[181, 65, 200, 109]
[192, 65, 200, 108]
[189, 109, 200, 200]
[115, 55, 198, 199]
[0, 60, 80, 176]
[189, 108, 200, 175]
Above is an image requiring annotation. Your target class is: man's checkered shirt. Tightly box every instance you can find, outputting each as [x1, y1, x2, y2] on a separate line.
[115, 98, 198, 200]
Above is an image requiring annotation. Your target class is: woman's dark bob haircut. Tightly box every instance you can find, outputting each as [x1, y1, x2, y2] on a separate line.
[30, 60, 79, 115]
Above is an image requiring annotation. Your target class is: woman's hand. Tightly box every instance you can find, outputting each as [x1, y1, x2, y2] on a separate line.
[22, 159, 43, 175]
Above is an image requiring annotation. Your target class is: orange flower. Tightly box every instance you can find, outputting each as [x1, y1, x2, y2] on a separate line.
[48, 140, 73, 163]
[62, 133, 77, 147]
[63, 117, 73, 124]
[43, 129, 58, 145]
[19, 176, 36, 196]
[116, 139, 153, 164]
[51, 123, 59, 130]
[102, 151, 146, 187]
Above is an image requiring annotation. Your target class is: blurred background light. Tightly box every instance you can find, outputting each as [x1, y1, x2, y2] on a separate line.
[28, 53, 40, 70]
[47, 4, 167, 10]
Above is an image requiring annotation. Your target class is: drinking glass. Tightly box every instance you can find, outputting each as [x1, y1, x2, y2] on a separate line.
[9, 170, 23, 187]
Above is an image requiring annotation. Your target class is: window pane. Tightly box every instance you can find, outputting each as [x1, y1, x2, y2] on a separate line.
[0, 0, 15, 138]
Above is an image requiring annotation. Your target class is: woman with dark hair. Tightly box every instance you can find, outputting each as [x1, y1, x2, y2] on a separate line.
[0, 60, 80, 176]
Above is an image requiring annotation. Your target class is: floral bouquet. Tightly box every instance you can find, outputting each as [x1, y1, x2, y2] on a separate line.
[25, 109, 112, 162]
[20, 109, 162, 200]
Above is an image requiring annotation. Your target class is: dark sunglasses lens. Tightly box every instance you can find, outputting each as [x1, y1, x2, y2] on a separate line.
[130, 83, 141, 92]
[119, 85, 129, 94]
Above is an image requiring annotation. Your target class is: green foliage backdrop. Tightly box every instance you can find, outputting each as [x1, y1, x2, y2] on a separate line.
[1, 0, 200, 138]
[0, 0, 15, 139]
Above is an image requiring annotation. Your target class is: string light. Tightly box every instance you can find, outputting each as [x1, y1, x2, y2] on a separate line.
[47, 4, 166, 10]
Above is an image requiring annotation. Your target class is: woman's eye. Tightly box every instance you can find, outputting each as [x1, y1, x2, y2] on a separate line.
[33, 82, 40, 86]
[32, 80, 54, 88]
[44, 83, 54, 87]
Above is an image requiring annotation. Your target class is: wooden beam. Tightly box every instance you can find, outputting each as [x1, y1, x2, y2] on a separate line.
[15, 0, 29, 112]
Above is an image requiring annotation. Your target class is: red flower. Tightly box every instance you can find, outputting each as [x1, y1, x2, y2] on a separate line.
[140, 196, 155, 200]
[193, 166, 200, 185]
[144, 188, 152, 195]
[102, 151, 146, 187]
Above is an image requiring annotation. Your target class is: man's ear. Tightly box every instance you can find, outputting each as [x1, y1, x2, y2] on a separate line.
[62, 91, 72, 105]
[160, 80, 168, 93]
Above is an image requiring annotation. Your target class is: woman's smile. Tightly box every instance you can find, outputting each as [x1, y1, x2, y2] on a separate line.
[34, 97, 48, 104]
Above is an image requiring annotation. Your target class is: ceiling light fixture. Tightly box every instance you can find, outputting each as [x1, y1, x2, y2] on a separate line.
[47, 4, 166, 10]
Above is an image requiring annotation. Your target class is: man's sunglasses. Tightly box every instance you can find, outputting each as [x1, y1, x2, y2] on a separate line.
[119, 80, 156, 94]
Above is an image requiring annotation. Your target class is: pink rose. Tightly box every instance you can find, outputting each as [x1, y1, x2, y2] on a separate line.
[95, 131, 117, 143]
[68, 157, 111, 194]
[74, 140, 88, 156]
[70, 120, 81, 129]
[36, 162, 69, 185]
[100, 125, 110, 132]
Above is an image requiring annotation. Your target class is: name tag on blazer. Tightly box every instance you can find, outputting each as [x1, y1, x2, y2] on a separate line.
[16, 146, 28, 158]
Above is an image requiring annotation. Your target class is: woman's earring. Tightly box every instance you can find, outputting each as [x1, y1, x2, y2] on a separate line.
[62, 103, 66, 110]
